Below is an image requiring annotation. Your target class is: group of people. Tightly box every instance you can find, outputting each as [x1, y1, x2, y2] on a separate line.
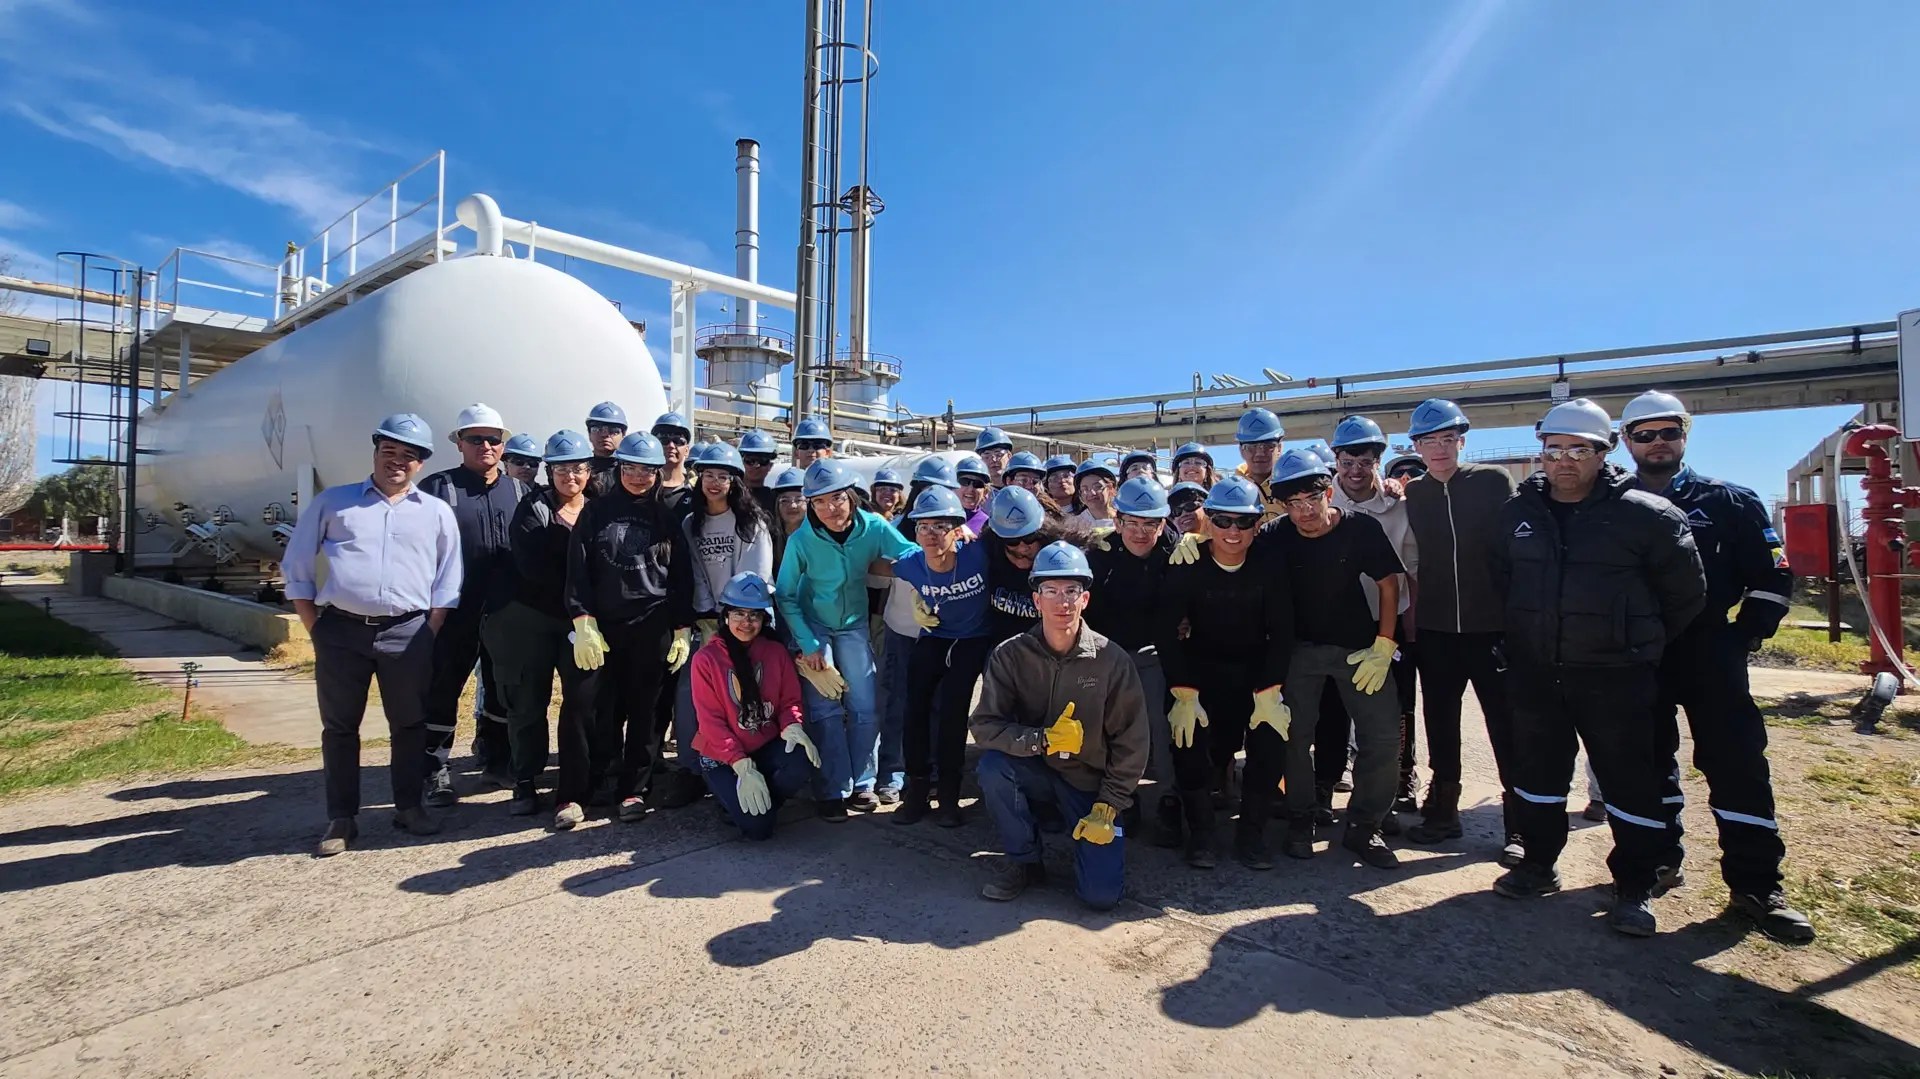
[282, 389, 1814, 943]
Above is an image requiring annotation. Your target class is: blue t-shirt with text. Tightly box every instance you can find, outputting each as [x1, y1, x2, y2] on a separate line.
[893, 540, 991, 640]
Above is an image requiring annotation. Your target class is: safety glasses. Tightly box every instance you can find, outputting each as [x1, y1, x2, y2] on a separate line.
[1540, 445, 1599, 462]
[915, 520, 958, 535]
[587, 424, 626, 437]
[1036, 584, 1086, 602]
[1209, 513, 1261, 531]
[1627, 427, 1684, 445]
[549, 462, 591, 477]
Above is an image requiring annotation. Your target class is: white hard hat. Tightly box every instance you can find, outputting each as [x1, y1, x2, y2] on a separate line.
[1536, 398, 1614, 445]
[1619, 390, 1690, 431]
[450, 403, 509, 441]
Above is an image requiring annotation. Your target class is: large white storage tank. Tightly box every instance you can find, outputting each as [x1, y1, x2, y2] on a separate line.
[139, 255, 666, 559]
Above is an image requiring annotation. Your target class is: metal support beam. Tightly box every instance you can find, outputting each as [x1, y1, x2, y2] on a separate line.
[670, 282, 701, 418]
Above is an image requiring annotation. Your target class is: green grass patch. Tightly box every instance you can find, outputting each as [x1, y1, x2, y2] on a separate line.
[0, 714, 251, 796]
[1756, 626, 1872, 672]
[1793, 852, 1920, 977]
[1801, 751, 1920, 822]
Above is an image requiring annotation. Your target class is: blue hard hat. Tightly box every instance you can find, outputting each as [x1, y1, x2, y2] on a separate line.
[802, 459, 860, 499]
[1006, 451, 1044, 477]
[1114, 477, 1171, 519]
[771, 466, 806, 491]
[1043, 453, 1077, 475]
[911, 457, 960, 489]
[1075, 457, 1119, 480]
[372, 412, 434, 458]
[613, 431, 666, 466]
[1331, 415, 1388, 452]
[988, 486, 1045, 539]
[1120, 449, 1157, 474]
[651, 411, 691, 438]
[586, 401, 628, 429]
[1305, 443, 1336, 467]
[1408, 398, 1470, 438]
[738, 429, 779, 455]
[543, 429, 593, 463]
[907, 485, 966, 521]
[956, 454, 989, 481]
[975, 426, 1013, 452]
[1203, 475, 1264, 515]
[872, 466, 905, 489]
[793, 417, 832, 444]
[698, 443, 745, 475]
[1029, 541, 1092, 583]
[1168, 480, 1207, 503]
[1236, 407, 1285, 444]
[502, 433, 541, 460]
[1172, 441, 1212, 466]
[718, 571, 776, 613]
[1271, 448, 1330, 486]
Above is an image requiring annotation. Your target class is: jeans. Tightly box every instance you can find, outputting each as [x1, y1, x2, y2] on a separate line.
[312, 609, 433, 819]
[796, 624, 879, 800]
[702, 740, 816, 839]
[1282, 643, 1402, 835]
[877, 628, 917, 792]
[977, 750, 1126, 910]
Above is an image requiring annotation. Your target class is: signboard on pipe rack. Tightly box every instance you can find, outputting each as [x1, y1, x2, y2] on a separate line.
[1900, 308, 1920, 441]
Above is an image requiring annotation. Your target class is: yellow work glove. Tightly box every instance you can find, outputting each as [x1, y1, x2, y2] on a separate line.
[799, 661, 847, 700]
[732, 758, 772, 816]
[1168, 686, 1208, 748]
[1346, 635, 1397, 695]
[570, 615, 607, 671]
[781, 723, 822, 767]
[695, 616, 718, 643]
[1072, 802, 1118, 845]
[911, 593, 941, 630]
[666, 627, 693, 672]
[1250, 685, 1291, 739]
[1088, 526, 1115, 552]
[1169, 531, 1202, 566]
[1044, 701, 1083, 756]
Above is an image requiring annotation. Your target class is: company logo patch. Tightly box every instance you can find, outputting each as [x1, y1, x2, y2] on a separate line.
[1685, 507, 1713, 526]
[1513, 521, 1534, 538]
[1771, 546, 1789, 569]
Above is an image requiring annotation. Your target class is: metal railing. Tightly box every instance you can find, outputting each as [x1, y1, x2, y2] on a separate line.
[153, 247, 277, 324]
[273, 151, 446, 322]
[815, 350, 902, 379]
[695, 322, 795, 351]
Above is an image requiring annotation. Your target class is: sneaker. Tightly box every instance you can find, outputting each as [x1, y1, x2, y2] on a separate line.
[316, 817, 356, 857]
[1493, 862, 1563, 899]
[653, 769, 706, 809]
[875, 786, 901, 806]
[1234, 827, 1275, 871]
[1581, 800, 1608, 823]
[818, 797, 849, 823]
[1341, 829, 1401, 870]
[1652, 864, 1686, 898]
[981, 859, 1046, 902]
[392, 805, 442, 836]
[1729, 891, 1817, 943]
[848, 790, 881, 813]
[617, 796, 650, 823]
[509, 783, 540, 816]
[553, 802, 585, 830]
[1608, 890, 1657, 937]
[1499, 833, 1526, 868]
[424, 768, 458, 808]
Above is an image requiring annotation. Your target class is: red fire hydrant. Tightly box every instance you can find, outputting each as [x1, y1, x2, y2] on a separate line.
[1839, 425, 1920, 678]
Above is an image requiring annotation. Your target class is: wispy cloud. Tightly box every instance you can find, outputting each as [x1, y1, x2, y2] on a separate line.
[0, 1, 399, 228]
[0, 199, 45, 231]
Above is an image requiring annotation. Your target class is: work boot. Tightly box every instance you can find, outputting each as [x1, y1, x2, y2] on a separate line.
[935, 779, 966, 828]
[1181, 789, 1216, 869]
[1608, 889, 1658, 938]
[1492, 861, 1562, 899]
[654, 769, 706, 809]
[1406, 781, 1463, 844]
[1499, 833, 1526, 868]
[392, 805, 442, 836]
[1729, 890, 1817, 943]
[617, 796, 650, 823]
[424, 767, 458, 808]
[1284, 814, 1316, 860]
[1234, 820, 1274, 870]
[1651, 864, 1686, 898]
[552, 802, 585, 830]
[1341, 826, 1401, 870]
[892, 778, 932, 826]
[981, 859, 1046, 902]
[818, 796, 849, 823]
[509, 783, 539, 816]
[316, 818, 356, 857]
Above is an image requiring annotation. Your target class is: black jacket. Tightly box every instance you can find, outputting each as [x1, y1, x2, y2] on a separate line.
[417, 466, 527, 615]
[1085, 532, 1172, 654]
[507, 488, 578, 620]
[586, 455, 621, 500]
[1154, 542, 1293, 690]
[1627, 466, 1794, 640]
[566, 486, 692, 627]
[1490, 465, 1707, 669]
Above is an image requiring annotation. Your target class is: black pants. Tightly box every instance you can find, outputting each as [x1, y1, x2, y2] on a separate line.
[1508, 663, 1673, 893]
[1169, 678, 1285, 820]
[313, 610, 433, 819]
[904, 635, 994, 789]
[1415, 630, 1514, 804]
[597, 611, 673, 801]
[1658, 622, 1787, 893]
[483, 600, 596, 787]
[421, 606, 507, 776]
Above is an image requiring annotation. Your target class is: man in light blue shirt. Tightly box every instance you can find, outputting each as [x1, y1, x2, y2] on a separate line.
[283, 413, 462, 856]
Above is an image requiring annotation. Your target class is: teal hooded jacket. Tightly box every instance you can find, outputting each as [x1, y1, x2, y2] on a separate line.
[775, 508, 918, 656]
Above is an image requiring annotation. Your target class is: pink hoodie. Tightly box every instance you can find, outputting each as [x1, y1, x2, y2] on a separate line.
[689, 633, 805, 764]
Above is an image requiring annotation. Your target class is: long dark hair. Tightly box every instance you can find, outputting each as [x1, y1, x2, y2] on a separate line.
[985, 501, 1087, 565]
[692, 469, 770, 543]
[897, 480, 932, 538]
[720, 612, 767, 727]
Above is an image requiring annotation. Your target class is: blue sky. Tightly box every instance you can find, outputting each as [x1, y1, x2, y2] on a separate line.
[4, 1, 1916, 502]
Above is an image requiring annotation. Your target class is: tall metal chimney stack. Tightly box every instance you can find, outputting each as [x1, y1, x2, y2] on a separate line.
[734, 139, 760, 331]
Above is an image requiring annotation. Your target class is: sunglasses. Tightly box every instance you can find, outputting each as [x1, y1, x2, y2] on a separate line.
[1540, 445, 1599, 462]
[655, 433, 690, 446]
[1006, 534, 1044, 549]
[795, 440, 832, 451]
[1627, 427, 1684, 445]
[958, 478, 989, 489]
[1169, 498, 1205, 514]
[462, 434, 503, 447]
[504, 456, 540, 467]
[743, 454, 776, 466]
[1209, 513, 1261, 531]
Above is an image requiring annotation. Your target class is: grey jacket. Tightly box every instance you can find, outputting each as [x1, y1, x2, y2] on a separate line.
[970, 622, 1151, 810]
